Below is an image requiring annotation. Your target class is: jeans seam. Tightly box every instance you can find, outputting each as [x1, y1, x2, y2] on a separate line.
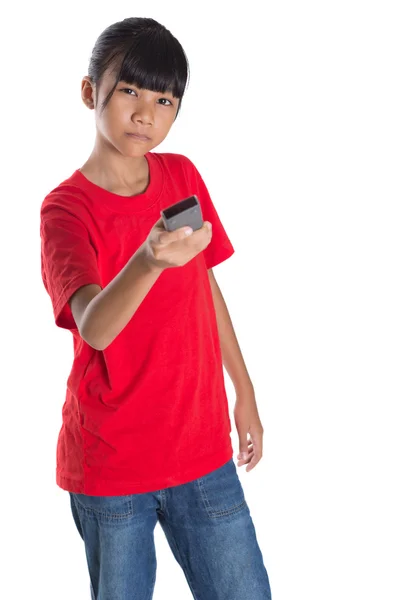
[197, 478, 247, 517]
[72, 493, 134, 520]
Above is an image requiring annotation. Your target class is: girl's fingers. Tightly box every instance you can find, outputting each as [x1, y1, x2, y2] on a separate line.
[237, 450, 254, 466]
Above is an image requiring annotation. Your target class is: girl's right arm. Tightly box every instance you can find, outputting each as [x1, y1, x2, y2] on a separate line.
[71, 248, 163, 351]
[71, 217, 212, 351]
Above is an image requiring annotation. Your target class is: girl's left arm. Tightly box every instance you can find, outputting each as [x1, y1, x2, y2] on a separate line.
[208, 268, 265, 471]
[207, 268, 253, 394]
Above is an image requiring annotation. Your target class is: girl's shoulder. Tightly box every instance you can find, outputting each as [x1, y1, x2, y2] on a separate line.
[40, 174, 91, 225]
[152, 151, 198, 184]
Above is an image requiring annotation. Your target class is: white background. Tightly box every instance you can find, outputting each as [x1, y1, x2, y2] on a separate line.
[1, 1, 393, 598]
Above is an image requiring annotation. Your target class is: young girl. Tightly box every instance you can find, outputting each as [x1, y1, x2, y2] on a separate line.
[40, 17, 272, 600]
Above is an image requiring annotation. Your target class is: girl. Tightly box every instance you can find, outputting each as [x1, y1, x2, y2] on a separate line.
[40, 16, 272, 600]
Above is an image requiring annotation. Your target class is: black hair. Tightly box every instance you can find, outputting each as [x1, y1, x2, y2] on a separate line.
[87, 17, 190, 120]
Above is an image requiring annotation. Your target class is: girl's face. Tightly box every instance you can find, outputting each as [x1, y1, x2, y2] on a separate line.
[81, 69, 180, 156]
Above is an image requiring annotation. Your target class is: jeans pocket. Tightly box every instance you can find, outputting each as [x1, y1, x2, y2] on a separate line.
[197, 458, 248, 518]
[71, 492, 135, 523]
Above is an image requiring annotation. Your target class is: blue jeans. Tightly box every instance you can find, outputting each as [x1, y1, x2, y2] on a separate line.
[69, 457, 272, 599]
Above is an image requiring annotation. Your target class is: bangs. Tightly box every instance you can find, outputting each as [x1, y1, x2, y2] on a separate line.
[115, 38, 188, 99]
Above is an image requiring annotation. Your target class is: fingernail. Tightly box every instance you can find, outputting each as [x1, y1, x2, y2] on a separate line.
[184, 228, 193, 236]
[241, 452, 248, 460]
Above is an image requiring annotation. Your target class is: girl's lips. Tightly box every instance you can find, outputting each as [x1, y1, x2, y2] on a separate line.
[126, 133, 151, 141]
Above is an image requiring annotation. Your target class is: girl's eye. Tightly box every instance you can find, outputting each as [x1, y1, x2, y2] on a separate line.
[122, 88, 137, 96]
[121, 88, 172, 106]
[158, 98, 173, 106]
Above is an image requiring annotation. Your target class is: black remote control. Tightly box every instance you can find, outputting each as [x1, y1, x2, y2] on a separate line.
[161, 195, 203, 232]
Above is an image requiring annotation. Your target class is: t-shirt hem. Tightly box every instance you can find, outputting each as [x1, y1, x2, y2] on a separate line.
[57, 442, 234, 496]
[53, 272, 102, 329]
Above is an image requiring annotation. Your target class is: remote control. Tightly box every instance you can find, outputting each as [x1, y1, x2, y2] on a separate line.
[161, 195, 203, 232]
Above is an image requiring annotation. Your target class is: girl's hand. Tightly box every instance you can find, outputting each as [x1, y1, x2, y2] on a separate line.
[234, 389, 264, 472]
[142, 217, 212, 270]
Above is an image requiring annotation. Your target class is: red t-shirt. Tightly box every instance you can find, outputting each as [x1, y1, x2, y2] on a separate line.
[40, 152, 235, 495]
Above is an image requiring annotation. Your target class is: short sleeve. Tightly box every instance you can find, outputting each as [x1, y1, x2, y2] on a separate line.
[40, 204, 102, 331]
[182, 157, 235, 270]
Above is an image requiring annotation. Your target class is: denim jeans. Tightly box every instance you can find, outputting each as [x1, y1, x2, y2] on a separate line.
[69, 457, 272, 599]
